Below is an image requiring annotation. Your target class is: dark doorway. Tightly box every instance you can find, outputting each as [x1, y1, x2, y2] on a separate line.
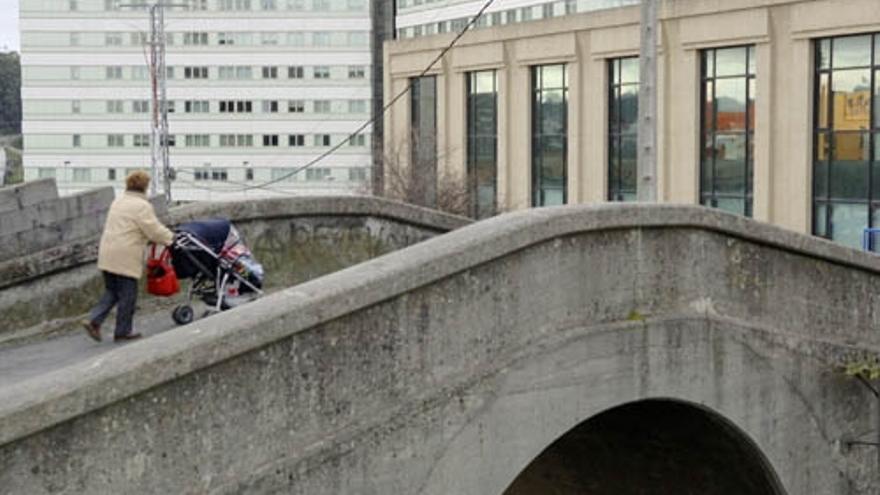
[503, 399, 784, 495]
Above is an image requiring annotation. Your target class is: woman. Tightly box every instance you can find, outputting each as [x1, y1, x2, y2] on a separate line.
[81, 170, 174, 342]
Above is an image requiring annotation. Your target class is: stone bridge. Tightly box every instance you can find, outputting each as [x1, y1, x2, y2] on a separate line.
[1, 202, 880, 494]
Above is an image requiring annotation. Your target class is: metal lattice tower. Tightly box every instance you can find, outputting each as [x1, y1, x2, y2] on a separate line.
[118, 1, 186, 203]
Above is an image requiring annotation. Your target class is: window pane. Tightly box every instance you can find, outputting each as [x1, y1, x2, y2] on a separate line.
[541, 188, 565, 206]
[540, 65, 564, 89]
[817, 73, 830, 129]
[814, 203, 828, 236]
[832, 69, 871, 130]
[713, 133, 747, 194]
[876, 35, 880, 66]
[715, 47, 747, 76]
[540, 90, 566, 134]
[620, 133, 637, 193]
[609, 87, 620, 134]
[715, 78, 747, 131]
[818, 39, 831, 70]
[620, 58, 639, 84]
[540, 136, 565, 181]
[873, 134, 880, 196]
[875, 71, 880, 129]
[703, 81, 714, 131]
[830, 203, 868, 248]
[474, 136, 495, 165]
[830, 132, 869, 199]
[609, 136, 620, 198]
[748, 45, 756, 75]
[748, 78, 756, 129]
[620, 85, 639, 132]
[702, 133, 714, 193]
[832, 35, 872, 68]
[704, 50, 714, 78]
[716, 198, 746, 216]
[475, 71, 495, 93]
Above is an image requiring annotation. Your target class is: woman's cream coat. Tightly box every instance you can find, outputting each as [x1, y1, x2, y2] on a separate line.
[97, 191, 174, 279]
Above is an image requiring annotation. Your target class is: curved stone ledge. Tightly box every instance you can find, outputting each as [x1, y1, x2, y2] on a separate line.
[1, 203, 878, 493]
[0, 196, 470, 335]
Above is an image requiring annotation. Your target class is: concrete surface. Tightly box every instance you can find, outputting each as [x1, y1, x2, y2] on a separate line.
[0, 181, 113, 262]
[1, 204, 879, 493]
[0, 195, 470, 337]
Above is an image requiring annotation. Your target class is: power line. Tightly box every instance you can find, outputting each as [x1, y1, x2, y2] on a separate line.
[185, 0, 499, 195]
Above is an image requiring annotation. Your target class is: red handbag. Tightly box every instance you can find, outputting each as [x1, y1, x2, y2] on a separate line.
[146, 245, 180, 297]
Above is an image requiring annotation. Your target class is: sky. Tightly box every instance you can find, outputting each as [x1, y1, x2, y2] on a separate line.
[0, 0, 19, 52]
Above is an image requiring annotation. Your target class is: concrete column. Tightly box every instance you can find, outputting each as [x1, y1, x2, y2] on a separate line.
[771, 12, 812, 234]
[444, 70, 467, 181]
[583, 54, 607, 203]
[753, 42, 773, 223]
[567, 58, 583, 204]
[496, 64, 510, 211]
[664, 25, 700, 205]
[508, 61, 532, 210]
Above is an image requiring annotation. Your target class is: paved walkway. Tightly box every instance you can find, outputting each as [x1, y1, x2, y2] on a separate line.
[0, 301, 211, 389]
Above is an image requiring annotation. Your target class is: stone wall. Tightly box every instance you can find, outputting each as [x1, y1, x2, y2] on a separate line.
[1, 205, 879, 494]
[0, 179, 114, 263]
[0, 195, 469, 336]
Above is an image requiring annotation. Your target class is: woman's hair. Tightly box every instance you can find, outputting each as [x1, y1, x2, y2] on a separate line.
[125, 170, 151, 192]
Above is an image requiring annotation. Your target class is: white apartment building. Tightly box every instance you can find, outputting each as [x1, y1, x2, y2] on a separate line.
[20, 0, 374, 200]
[395, 0, 637, 39]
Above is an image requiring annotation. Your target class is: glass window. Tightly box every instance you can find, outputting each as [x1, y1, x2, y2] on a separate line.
[288, 100, 305, 113]
[314, 100, 331, 113]
[814, 33, 880, 248]
[532, 64, 568, 206]
[306, 167, 331, 181]
[289, 66, 304, 79]
[349, 167, 368, 181]
[313, 66, 330, 79]
[467, 70, 498, 219]
[608, 57, 639, 202]
[73, 168, 90, 182]
[411, 76, 438, 206]
[348, 100, 366, 114]
[107, 134, 125, 147]
[701, 46, 755, 217]
[348, 65, 365, 79]
[313, 32, 330, 47]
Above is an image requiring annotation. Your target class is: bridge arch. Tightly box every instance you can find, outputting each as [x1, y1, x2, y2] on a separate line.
[415, 317, 838, 495]
[503, 398, 785, 495]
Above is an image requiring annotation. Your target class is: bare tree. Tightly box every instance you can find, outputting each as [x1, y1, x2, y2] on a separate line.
[376, 137, 471, 217]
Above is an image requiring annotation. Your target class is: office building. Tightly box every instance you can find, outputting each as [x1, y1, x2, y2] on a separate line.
[21, 0, 374, 200]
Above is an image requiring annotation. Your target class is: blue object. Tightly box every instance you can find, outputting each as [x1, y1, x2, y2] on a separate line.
[861, 228, 880, 252]
[177, 219, 231, 253]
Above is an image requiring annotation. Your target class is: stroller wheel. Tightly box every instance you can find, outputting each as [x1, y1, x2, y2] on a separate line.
[172, 305, 194, 325]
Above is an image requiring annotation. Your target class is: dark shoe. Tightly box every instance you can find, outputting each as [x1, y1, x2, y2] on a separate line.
[113, 333, 143, 342]
[80, 320, 102, 342]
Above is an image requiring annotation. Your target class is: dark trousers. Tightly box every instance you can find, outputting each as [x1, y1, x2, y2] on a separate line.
[89, 271, 138, 337]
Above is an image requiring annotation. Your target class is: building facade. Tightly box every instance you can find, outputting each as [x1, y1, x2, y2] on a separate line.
[383, 0, 880, 248]
[20, 0, 374, 200]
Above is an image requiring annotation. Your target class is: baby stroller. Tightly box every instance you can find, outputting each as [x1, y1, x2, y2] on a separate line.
[169, 218, 265, 325]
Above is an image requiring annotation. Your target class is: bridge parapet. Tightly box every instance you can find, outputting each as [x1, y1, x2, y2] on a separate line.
[0, 192, 469, 339]
[1, 204, 879, 493]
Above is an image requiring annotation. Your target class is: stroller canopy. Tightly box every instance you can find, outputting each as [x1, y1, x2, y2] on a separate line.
[178, 219, 231, 253]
